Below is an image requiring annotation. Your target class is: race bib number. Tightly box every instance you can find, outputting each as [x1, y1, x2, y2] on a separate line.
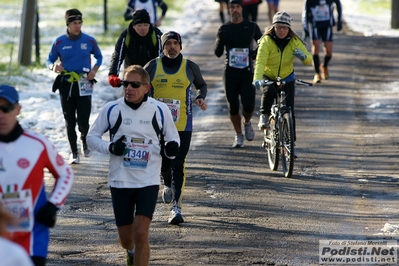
[157, 98, 180, 123]
[1, 189, 34, 232]
[122, 137, 152, 169]
[229, 48, 249, 69]
[314, 4, 329, 22]
[78, 77, 93, 96]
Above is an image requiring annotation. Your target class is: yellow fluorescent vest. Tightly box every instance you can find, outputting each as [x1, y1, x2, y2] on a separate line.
[152, 58, 193, 131]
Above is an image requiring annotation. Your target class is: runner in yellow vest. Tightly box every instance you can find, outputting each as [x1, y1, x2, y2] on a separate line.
[144, 31, 207, 225]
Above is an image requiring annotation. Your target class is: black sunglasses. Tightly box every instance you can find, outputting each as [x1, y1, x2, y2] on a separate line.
[0, 104, 16, 113]
[122, 80, 147, 88]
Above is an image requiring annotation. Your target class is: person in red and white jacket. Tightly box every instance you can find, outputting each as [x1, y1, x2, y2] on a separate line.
[0, 84, 74, 266]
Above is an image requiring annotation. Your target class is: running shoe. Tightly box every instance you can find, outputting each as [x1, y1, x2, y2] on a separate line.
[232, 133, 244, 148]
[321, 65, 329, 80]
[126, 250, 134, 266]
[68, 152, 80, 165]
[82, 142, 92, 158]
[313, 73, 321, 84]
[258, 114, 269, 130]
[162, 186, 173, 204]
[168, 206, 184, 225]
[243, 121, 255, 141]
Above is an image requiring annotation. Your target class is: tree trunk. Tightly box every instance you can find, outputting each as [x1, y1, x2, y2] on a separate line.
[391, 0, 399, 28]
[19, 0, 37, 66]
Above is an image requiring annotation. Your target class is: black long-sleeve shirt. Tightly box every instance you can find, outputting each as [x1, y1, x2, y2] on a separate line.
[214, 19, 263, 70]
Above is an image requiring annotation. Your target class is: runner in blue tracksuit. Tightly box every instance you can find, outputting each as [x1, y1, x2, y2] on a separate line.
[46, 8, 102, 164]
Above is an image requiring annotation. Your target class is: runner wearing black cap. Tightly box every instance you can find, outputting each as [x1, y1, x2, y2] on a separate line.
[108, 9, 163, 88]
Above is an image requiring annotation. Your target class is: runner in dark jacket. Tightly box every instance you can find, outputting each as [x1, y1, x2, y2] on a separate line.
[108, 9, 162, 88]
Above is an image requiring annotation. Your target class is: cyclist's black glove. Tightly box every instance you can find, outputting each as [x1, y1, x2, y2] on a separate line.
[165, 141, 179, 157]
[109, 135, 126, 156]
[36, 201, 58, 228]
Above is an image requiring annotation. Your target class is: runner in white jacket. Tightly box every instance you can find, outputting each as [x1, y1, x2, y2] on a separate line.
[87, 65, 179, 266]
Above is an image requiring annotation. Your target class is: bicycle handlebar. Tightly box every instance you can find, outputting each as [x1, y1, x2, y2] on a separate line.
[261, 78, 313, 87]
[295, 79, 313, 86]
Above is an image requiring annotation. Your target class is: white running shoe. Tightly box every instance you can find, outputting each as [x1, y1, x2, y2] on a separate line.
[232, 133, 244, 148]
[168, 206, 184, 225]
[258, 114, 270, 130]
[162, 186, 173, 204]
[68, 152, 80, 164]
[244, 121, 255, 141]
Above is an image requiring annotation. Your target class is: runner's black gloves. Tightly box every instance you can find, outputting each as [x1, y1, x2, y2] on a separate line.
[36, 201, 58, 228]
[109, 135, 126, 156]
[337, 21, 342, 31]
[165, 141, 179, 157]
[303, 29, 309, 42]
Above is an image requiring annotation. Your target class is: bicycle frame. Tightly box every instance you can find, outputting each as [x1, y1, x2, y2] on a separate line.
[261, 77, 312, 178]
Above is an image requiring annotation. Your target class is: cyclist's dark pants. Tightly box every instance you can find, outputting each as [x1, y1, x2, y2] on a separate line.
[59, 81, 92, 153]
[260, 80, 296, 141]
[161, 131, 192, 208]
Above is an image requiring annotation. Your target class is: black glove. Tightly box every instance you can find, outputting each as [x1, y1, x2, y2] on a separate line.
[52, 73, 64, 93]
[36, 201, 58, 228]
[337, 21, 342, 31]
[165, 141, 179, 157]
[109, 135, 126, 156]
[303, 29, 309, 41]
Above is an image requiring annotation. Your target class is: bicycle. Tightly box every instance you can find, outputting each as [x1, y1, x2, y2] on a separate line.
[261, 77, 312, 178]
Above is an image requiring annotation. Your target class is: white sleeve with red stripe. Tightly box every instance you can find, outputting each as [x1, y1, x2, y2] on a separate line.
[0, 130, 74, 209]
[36, 131, 74, 208]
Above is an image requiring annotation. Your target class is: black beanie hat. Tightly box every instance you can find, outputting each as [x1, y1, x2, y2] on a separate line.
[65, 9, 83, 26]
[132, 9, 151, 25]
[161, 31, 182, 49]
[229, 0, 243, 7]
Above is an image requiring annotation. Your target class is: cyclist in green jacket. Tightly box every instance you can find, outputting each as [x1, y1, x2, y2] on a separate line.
[253, 11, 312, 155]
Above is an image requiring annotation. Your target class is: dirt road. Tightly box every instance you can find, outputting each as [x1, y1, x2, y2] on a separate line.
[46, 0, 399, 265]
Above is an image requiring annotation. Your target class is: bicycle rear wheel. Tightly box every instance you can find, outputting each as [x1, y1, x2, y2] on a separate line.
[265, 116, 279, 171]
[280, 112, 294, 178]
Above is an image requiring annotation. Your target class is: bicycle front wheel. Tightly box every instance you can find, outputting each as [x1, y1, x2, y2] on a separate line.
[280, 112, 294, 178]
[265, 116, 279, 171]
